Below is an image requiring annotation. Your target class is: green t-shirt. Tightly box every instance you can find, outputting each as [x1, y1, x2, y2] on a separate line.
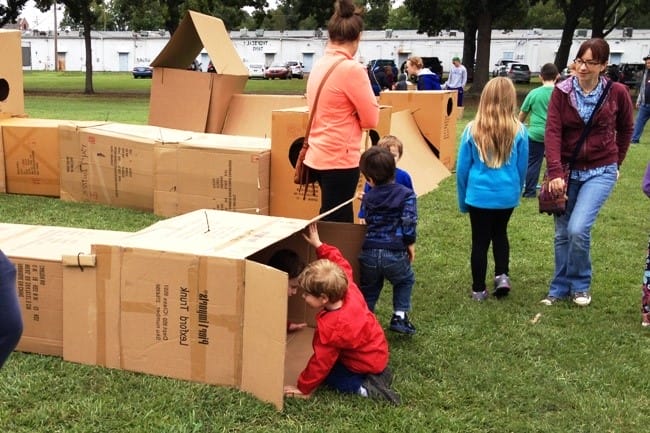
[520, 85, 554, 142]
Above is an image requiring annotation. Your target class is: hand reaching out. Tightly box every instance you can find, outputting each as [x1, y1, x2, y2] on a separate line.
[302, 222, 323, 249]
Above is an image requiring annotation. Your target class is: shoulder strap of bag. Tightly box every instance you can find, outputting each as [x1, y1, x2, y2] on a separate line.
[303, 57, 347, 144]
[568, 79, 613, 167]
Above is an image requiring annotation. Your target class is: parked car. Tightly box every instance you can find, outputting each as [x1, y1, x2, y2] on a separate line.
[207, 61, 216, 73]
[505, 63, 531, 83]
[132, 65, 153, 79]
[285, 61, 304, 79]
[265, 63, 292, 80]
[492, 59, 517, 77]
[248, 63, 265, 79]
[618, 63, 644, 89]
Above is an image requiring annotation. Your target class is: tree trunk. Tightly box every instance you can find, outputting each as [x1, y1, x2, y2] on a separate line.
[463, 20, 477, 83]
[469, 11, 492, 94]
[83, 21, 94, 94]
[554, 0, 588, 72]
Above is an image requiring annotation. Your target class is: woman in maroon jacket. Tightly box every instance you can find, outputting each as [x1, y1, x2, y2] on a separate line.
[540, 38, 634, 307]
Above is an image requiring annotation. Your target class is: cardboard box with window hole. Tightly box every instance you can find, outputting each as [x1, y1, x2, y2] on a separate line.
[269, 106, 451, 220]
[0, 30, 24, 119]
[62, 209, 366, 410]
[379, 90, 458, 170]
[0, 223, 129, 357]
[58, 122, 271, 216]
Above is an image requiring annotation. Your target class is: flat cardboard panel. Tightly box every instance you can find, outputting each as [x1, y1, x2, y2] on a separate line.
[148, 68, 213, 132]
[0, 30, 25, 117]
[379, 90, 458, 169]
[153, 135, 271, 217]
[241, 260, 287, 410]
[222, 94, 308, 138]
[0, 124, 6, 193]
[205, 74, 247, 134]
[1, 118, 65, 196]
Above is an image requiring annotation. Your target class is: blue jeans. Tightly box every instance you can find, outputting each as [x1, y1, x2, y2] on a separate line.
[0, 250, 22, 369]
[359, 249, 415, 312]
[324, 361, 366, 394]
[548, 164, 618, 298]
[523, 139, 544, 198]
[632, 104, 650, 142]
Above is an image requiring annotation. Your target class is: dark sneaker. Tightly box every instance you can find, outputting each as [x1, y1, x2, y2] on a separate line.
[377, 366, 393, 386]
[362, 373, 401, 405]
[471, 289, 489, 301]
[389, 314, 416, 335]
[493, 274, 511, 298]
[540, 295, 562, 306]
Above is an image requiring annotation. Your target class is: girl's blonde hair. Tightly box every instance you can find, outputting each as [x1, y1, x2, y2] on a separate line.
[298, 259, 348, 302]
[470, 77, 520, 168]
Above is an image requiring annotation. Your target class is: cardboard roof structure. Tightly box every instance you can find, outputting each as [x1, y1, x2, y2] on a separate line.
[151, 11, 248, 76]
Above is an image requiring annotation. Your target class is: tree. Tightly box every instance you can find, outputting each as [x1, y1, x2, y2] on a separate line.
[553, 0, 590, 72]
[386, 5, 418, 29]
[0, 0, 28, 27]
[364, 0, 391, 30]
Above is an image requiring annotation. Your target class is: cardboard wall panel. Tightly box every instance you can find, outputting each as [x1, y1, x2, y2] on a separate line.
[0, 30, 25, 117]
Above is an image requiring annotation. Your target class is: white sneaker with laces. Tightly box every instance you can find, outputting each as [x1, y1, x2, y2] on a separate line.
[572, 292, 591, 306]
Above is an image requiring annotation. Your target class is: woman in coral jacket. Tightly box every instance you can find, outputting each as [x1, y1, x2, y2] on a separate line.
[304, 0, 379, 223]
[540, 38, 634, 307]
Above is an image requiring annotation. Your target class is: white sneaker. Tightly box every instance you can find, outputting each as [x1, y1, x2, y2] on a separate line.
[572, 291, 591, 306]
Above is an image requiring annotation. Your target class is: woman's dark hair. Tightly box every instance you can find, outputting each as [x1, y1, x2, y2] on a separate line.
[327, 0, 364, 44]
[576, 38, 610, 64]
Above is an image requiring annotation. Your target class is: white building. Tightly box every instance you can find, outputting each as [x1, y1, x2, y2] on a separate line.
[19, 27, 650, 74]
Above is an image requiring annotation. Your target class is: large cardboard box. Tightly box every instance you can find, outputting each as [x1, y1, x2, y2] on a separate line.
[0, 118, 83, 197]
[222, 94, 308, 138]
[379, 90, 458, 170]
[0, 223, 128, 357]
[0, 30, 24, 117]
[63, 209, 365, 410]
[148, 11, 248, 133]
[154, 132, 271, 216]
[269, 106, 392, 220]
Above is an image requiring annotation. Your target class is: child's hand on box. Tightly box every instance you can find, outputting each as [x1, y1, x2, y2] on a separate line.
[287, 321, 307, 332]
[284, 385, 310, 399]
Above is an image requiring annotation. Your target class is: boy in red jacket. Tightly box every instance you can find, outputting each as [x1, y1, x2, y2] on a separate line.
[283, 223, 399, 404]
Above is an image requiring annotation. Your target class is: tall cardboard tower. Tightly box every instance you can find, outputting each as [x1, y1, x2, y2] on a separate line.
[0, 30, 25, 117]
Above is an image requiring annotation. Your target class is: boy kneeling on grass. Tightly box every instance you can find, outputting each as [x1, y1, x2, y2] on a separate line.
[283, 223, 400, 404]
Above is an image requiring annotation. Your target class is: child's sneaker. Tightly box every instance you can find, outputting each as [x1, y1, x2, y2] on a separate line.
[362, 373, 401, 405]
[389, 314, 416, 335]
[643, 312, 650, 328]
[493, 274, 511, 298]
[572, 291, 592, 306]
[471, 289, 489, 301]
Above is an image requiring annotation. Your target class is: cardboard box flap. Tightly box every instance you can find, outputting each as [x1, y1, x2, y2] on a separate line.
[81, 122, 196, 144]
[122, 209, 307, 259]
[150, 11, 248, 77]
[180, 132, 270, 152]
[222, 95, 308, 138]
[390, 109, 451, 195]
[241, 260, 287, 410]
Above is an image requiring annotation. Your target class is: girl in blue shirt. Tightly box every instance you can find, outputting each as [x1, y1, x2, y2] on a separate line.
[456, 77, 529, 301]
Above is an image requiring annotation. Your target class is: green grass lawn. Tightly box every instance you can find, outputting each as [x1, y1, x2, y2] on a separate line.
[3, 72, 649, 432]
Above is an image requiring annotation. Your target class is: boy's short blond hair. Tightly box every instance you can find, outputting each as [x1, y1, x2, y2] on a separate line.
[377, 135, 404, 158]
[298, 259, 348, 302]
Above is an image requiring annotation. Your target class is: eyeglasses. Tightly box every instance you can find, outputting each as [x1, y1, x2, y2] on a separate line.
[573, 58, 602, 67]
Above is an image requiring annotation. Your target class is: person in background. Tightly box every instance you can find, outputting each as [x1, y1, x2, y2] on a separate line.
[393, 73, 408, 91]
[641, 162, 650, 327]
[0, 251, 22, 369]
[518, 62, 560, 198]
[405, 56, 441, 90]
[631, 54, 650, 144]
[304, 0, 379, 223]
[456, 77, 529, 301]
[540, 38, 634, 307]
[358, 145, 418, 335]
[442, 56, 467, 106]
[283, 223, 400, 404]
[382, 65, 395, 90]
[267, 249, 307, 332]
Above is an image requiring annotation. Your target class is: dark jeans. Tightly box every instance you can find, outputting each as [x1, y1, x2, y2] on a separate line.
[359, 248, 415, 312]
[311, 167, 360, 223]
[468, 206, 514, 292]
[523, 139, 545, 198]
[448, 87, 464, 106]
[324, 361, 366, 394]
[0, 251, 22, 369]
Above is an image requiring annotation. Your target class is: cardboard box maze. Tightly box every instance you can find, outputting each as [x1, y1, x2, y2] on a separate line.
[60, 209, 366, 410]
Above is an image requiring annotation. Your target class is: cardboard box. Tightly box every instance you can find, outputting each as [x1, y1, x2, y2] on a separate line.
[269, 106, 450, 220]
[0, 30, 25, 117]
[269, 106, 392, 220]
[379, 90, 458, 170]
[0, 118, 81, 197]
[153, 132, 271, 216]
[0, 223, 128, 357]
[63, 209, 365, 410]
[148, 11, 248, 133]
[221, 94, 308, 138]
